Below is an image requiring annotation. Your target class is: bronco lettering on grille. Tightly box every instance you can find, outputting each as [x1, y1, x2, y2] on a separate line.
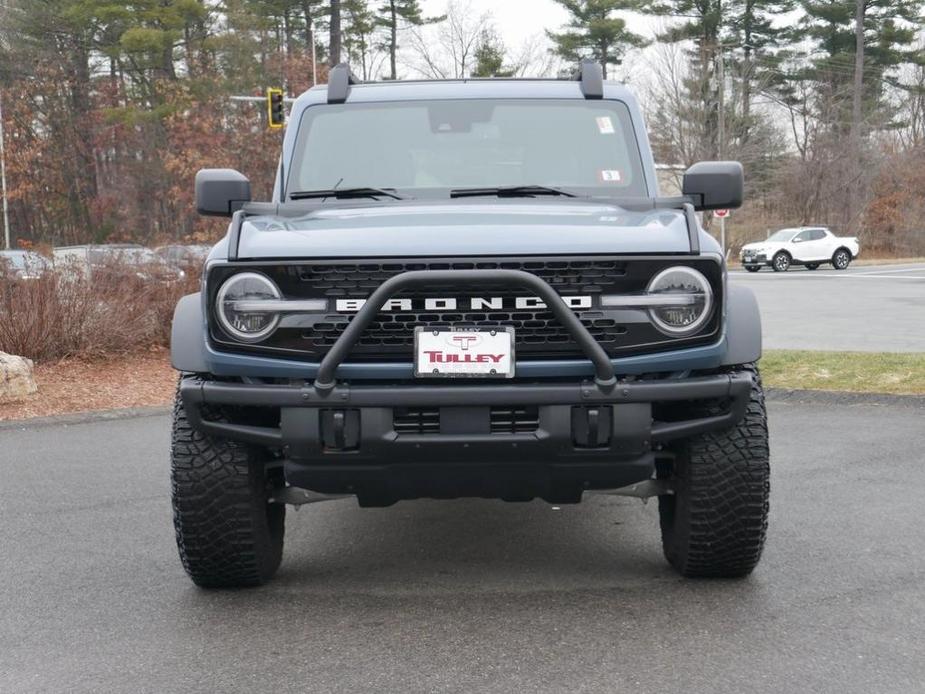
[335, 296, 593, 312]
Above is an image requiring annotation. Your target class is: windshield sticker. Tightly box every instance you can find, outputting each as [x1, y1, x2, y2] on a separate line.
[596, 116, 615, 135]
[598, 169, 623, 183]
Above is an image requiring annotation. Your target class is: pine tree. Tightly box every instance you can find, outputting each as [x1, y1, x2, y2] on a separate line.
[342, 0, 380, 79]
[799, 0, 922, 132]
[546, 0, 648, 79]
[375, 0, 443, 80]
[472, 29, 514, 77]
[723, 0, 796, 123]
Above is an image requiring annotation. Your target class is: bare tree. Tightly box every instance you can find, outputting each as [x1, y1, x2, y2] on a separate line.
[403, 0, 491, 79]
[507, 34, 556, 78]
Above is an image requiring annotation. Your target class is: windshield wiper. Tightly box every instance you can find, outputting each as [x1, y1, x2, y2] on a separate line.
[289, 187, 406, 201]
[450, 185, 579, 199]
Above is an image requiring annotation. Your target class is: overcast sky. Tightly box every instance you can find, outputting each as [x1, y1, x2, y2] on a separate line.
[415, 0, 664, 81]
[418, 0, 571, 47]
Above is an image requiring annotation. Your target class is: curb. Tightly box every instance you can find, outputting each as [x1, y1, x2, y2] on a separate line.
[0, 405, 172, 430]
[765, 387, 925, 408]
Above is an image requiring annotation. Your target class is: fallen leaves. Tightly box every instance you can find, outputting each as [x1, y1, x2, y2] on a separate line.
[0, 348, 176, 420]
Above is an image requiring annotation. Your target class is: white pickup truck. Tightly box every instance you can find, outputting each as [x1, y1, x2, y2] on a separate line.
[740, 226, 860, 272]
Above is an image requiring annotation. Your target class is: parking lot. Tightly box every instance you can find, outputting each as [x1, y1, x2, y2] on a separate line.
[3, 396, 925, 693]
[2, 261, 924, 693]
[730, 262, 925, 351]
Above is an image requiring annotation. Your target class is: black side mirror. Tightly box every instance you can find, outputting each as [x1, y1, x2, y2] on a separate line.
[195, 169, 251, 217]
[682, 161, 743, 211]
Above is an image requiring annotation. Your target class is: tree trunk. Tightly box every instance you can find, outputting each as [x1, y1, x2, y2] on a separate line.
[329, 0, 342, 66]
[848, 0, 867, 234]
[389, 0, 398, 80]
[742, 0, 754, 126]
[302, 0, 314, 46]
[284, 10, 294, 57]
[851, 0, 866, 140]
[68, 38, 97, 234]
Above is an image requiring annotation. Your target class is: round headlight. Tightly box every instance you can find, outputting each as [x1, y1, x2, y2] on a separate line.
[216, 272, 281, 342]
[646, 266, 713, 336]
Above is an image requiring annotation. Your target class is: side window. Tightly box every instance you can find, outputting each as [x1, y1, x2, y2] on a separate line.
[810, 229, 827, 241]
[793, 230, 811, 243]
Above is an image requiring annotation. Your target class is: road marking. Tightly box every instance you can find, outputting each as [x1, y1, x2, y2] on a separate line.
[731, 271, 925, 280]
[829, 274, 925, 279]
[852, 267, 925, 275]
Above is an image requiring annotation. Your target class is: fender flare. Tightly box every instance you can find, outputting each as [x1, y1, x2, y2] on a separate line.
[721, 283, 762, 366]
[170, 293, 209, 373]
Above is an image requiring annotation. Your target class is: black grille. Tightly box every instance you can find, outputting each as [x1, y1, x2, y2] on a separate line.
[393, 408, 440, 434]
[392, 407, 540, 435]
[306, 311, 628, 350]
[208, 256, 723, 362]
[297, 259, 627, 297]
[490, 407, 540, 434]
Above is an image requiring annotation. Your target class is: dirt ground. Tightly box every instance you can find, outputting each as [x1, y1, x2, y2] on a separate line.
[0, 349, 175, 421]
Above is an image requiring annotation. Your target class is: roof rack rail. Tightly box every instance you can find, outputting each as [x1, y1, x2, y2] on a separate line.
[327, 63, 362, 104]
[575, 59, 603, 100]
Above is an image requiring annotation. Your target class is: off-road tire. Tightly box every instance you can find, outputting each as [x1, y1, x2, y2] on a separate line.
[171, 376, 285, 588]
[771, 252, 790, 272]
[805, 263, 819, 270]
[658, 364, 770, 578]
[745, 266, 761, 273]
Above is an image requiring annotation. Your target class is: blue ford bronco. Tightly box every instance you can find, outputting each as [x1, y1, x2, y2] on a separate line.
[170, 61, 769, 587]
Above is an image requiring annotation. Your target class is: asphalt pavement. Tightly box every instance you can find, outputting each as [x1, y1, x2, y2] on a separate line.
[730, 262, 925, 352]
[3, 398, 925, 694]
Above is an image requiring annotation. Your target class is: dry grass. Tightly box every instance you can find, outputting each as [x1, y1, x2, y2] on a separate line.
[851, 257, 925, 266]
[761, 350, 925, 395]
[0, 349, 176, 420]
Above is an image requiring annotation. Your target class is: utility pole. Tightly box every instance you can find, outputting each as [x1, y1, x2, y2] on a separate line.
[0, 91, 11, 250]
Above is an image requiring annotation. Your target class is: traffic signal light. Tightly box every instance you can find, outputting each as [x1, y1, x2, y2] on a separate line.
[267, 88, 285, 129]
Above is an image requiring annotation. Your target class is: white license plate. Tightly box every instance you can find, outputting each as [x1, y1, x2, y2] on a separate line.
[414, 327, 515, 378]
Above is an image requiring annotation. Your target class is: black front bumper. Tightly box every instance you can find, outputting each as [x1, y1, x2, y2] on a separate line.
[179, 372, 751, 505]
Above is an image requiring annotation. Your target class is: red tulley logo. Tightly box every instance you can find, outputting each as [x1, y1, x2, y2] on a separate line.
[424, 351, 504, 364]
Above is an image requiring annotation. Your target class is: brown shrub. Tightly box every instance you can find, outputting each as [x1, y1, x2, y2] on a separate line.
[0, 259, 200, 362]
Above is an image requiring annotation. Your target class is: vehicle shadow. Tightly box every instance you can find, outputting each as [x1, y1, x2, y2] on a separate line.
[268, 495, 672, 594]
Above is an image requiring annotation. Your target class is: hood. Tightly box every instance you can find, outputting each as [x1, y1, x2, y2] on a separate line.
[234, 201, 699, 259]
[741, 241, 770, 252]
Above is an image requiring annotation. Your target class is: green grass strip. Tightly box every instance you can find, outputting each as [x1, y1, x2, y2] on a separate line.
[760, 350, 925, 395]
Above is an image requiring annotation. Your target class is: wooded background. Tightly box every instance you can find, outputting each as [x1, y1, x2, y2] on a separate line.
[1, 0, 923, 253]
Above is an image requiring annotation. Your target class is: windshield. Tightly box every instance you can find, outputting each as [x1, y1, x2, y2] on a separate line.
[767, 229, 797, 242]
[287, 99, 647, 198]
